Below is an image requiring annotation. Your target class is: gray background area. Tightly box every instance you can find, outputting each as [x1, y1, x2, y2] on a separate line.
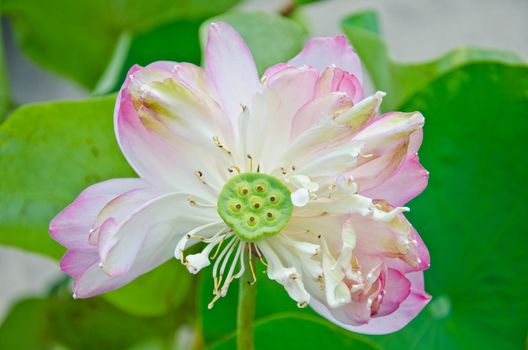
[1, 0, 527, 321]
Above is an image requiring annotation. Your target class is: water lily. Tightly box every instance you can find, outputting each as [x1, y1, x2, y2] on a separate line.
[50, 22, 430, 334]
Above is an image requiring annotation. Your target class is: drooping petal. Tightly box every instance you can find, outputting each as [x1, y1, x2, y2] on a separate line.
[333, 272, 430, 334]
[50, 178, 148, 251]
[205, 22, 260, 125]
[376, 268, 411, 317]
[73, 193, 219, 298]
[60, 250, 99, 279]
[100, 192, 220, 276]
[288, 35, 362, 82]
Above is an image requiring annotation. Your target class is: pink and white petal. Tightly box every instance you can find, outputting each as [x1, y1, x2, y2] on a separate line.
[361, 155, 428, 207]
[115, 85, 223, 199]
[344, 272, 430, 334]
[353, 112, 424, 155]
[376, 268, 411, 317]
[60, 250, 99, 279]
[359, 127, 427, 206]
[100, 192, 220, 277]
[205, 22, 260, 124]
[50, 178, 147, 250]
[258, 67, 319, 170]
[310, 271, 429, 334]
[262, 63, 289, 79]
[288, 35, 362, 82]
[290, 92, 353, 139]
[350, 212, 421, 265]
[387, 227, 430, 273]
[316, 67, 364, 103]
[280, 92, 384, 167]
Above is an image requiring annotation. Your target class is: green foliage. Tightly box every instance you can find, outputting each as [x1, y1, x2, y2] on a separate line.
[1, 0, 240, 89]
[200, 12, 307, 75]
[0, 95, 134, 258]
[343, 11, 528, 350]
[0, 24, 9, 119]
[0, 292, 189, 350]
[342, 11, 524, 111]
[103, 259, 194, 317]
[208, 314, 381, 350]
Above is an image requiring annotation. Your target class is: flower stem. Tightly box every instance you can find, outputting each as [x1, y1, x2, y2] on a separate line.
[237, 256, 257, 350]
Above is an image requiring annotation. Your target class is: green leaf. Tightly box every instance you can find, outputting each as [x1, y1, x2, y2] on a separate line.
[200, 11, 307, 75]
[103, 259, 194, 317]
[1, 0, 240, 89]
[208, 314, 381, 350]
[0, 293, 189, 350]
[0, 95, 135, 258]
[368, 62, 528, 350]
[341, 11, 524, 111]
[0, 22, 9, 119]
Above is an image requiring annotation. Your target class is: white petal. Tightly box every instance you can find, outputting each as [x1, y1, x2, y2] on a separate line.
[291, 188, 310, 207]
[100, 192, 219, 277]
[205, 22, 260, 126]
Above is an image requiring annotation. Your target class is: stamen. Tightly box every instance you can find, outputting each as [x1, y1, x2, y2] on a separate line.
[297, 301, 308, 308]
[187, 195, 215, 208]
[220, 241, 244, 296]
[228, 165, 241, 174]
[213, 136, 232, 155]
[247, 154, 253, 172]
[254, 245, 268, 267]
[317, 275, 325, 290]
[195, 170, 206, 184]
[212, 237, 238, 293]
[210, 235, 226, 260]
[194, 170, 220, 193]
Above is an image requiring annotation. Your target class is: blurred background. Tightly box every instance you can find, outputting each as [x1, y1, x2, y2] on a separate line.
[1, 0, 527, 349]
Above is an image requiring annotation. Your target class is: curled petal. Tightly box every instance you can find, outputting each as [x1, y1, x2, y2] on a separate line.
[316, 67, 364, 103]
[288, 35, 362, 83]
[50, 178, 148, 251]
[100, 192, 219, 276]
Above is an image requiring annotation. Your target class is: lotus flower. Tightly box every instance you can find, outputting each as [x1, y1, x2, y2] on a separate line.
[50, 22, 430, 334]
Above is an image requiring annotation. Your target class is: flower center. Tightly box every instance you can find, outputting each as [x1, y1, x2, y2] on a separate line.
[217, 173, 293, 241]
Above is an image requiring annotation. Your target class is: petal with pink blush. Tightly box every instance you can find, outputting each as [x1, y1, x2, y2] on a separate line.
[355, 123, 425, 205]
[361, 155, 428, 207]
[115, 81, 225, 199]
[100, 192, 220, 277]
[50, 178, 147, 250]
[316, 67, 364, 103]
[60, 250, 99, 279]
[353, 112, 425, 155]
[310, 271, 429, 334]
[288, 35, 362, 82]
[344, 272, 430, 334]
[205, 22, 260, 124]
[290, 92, 353, 139]
[377, 269, 411, 316]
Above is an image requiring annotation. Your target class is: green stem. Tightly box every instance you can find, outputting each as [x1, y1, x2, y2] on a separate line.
[237, 256, 257, 350]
